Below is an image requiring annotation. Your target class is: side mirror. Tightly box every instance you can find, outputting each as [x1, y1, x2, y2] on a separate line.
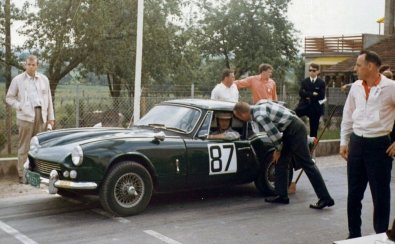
[197, 131, 208, 139]
[153, 131, 166, 141]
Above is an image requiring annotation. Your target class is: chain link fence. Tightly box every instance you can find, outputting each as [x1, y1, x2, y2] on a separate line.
[0, 85, 345, 157]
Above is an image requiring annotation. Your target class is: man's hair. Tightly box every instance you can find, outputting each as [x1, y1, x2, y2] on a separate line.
[360, 50, 381, 67]
[233, 101, 250, 114]
[26, 55, 39, 65]
[379, 64, 391, 73]
[383, 70, 393, 79]
[259, 63, 273, 73]
[310, 63, 319, 70]
[222, 68, 234, 80]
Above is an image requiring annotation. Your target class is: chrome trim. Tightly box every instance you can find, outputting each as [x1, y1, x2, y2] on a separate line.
[39, 177, 98, 190]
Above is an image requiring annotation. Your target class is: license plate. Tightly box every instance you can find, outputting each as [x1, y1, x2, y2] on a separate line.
[27, 171, 41, 188]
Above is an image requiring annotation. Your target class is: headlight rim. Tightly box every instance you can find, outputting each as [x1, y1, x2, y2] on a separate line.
[30, 136, 40, 153]
[71, 145, 83, 166]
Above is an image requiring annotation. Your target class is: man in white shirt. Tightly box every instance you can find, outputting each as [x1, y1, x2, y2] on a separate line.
[211, 69, 239, 102]
[6, 55, 55, 182]
[340, 50, 395, 239]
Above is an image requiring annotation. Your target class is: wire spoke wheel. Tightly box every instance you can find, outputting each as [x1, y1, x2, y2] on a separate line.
[114, 173, 144, 208]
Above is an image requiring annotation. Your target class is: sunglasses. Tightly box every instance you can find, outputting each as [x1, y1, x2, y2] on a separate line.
[309, 69, 317, 72]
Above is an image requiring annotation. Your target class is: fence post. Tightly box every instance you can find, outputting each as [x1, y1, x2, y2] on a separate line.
[191, 83, 195, 98]
[76, 84, 80, 127]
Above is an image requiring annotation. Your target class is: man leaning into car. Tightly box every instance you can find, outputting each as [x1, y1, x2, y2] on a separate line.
[5, 55, 55, 183]
[233, 100, 334, 209]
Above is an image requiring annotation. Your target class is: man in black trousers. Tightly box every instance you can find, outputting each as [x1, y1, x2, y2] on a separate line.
[295, 63, 325, 137]
[340, 50, 395, 239]
[233, 101, 334, 209]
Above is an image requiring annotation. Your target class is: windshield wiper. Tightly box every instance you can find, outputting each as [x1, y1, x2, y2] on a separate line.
[147, 124, 186, 133]
[148, 123, 166, 128]
[166, 127, 186, 133]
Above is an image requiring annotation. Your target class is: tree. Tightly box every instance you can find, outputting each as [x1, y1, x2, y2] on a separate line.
[0, 0, 27, 77]
[19, 0, 108, 100]
[196, 0, 300, 82]
[82, 0, 192, 99]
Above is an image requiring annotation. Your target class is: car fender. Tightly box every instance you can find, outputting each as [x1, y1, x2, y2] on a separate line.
[105, 152, 158, 188]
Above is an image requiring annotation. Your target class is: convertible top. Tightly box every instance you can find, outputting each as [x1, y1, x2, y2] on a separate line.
[162, 99, 236, 112]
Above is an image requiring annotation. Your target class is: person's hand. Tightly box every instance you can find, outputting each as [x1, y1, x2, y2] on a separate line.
[313, 92, 318, 96]
[339, 145, 348, 160]
[47, 120, 55, 130]
[385, 142, 395, 157]
[272, 150, 281, 163]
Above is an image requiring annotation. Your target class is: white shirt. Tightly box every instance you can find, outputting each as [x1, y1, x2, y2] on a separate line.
[211, 82, 239, 102]
[340, 75, 395, 146]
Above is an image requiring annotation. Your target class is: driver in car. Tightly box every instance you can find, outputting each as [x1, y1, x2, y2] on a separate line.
[208, 112, 240, 141]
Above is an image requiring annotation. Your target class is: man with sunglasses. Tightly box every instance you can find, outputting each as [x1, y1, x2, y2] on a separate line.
[294, 63, 325, 137]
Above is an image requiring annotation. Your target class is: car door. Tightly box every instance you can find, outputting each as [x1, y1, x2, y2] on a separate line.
[184, 111, 257, 188]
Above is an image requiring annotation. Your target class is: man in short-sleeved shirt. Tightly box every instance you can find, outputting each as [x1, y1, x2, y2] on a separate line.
[211, 69, 239, 102]
[235, 63, 277, 103]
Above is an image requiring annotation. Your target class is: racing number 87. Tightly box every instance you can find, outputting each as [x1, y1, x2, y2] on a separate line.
[208, 143, 237, 175]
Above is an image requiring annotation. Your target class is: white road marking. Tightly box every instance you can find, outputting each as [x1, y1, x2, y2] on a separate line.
[91, 208, 131, 224]
[144, 230, 182, 244]
[0, 220, 38, 244]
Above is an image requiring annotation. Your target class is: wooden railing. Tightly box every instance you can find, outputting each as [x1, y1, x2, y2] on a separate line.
[305, 35, 363, 54]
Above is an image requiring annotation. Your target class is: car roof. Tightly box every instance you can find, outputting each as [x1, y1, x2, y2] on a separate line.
[161, 99, 236, 112]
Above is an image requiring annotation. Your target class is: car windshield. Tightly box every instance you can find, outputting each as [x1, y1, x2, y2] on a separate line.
[134, 105, 201, 133]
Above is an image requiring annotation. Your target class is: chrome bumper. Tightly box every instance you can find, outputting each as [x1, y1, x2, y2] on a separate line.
[24, 168, 97, 194]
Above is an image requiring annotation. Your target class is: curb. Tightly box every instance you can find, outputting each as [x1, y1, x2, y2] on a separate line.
[0, 140, 340, 177]
[0, 157, 18, 177]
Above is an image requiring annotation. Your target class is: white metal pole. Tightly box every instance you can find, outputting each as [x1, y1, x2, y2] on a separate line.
[133, 0, 144, 123]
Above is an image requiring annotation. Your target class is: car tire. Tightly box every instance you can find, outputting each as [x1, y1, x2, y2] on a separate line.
[254, 154, 293, 196]
[99, 161, 153, 216]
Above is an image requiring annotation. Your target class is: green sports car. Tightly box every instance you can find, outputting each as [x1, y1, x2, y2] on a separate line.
[25, 99, 289, 216]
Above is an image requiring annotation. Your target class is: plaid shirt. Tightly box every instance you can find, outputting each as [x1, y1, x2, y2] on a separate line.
[251, 101, 295, 151]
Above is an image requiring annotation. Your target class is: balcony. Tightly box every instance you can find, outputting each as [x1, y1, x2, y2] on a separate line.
[304, 35, 363, 55]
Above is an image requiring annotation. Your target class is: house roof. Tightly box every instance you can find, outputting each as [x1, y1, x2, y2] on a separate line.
[324, 34, 395, 74]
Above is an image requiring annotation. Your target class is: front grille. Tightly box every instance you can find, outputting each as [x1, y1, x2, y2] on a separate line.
[34, 160, 61, 175]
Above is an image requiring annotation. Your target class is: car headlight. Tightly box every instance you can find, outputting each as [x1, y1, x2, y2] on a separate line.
[30, 136, 40, 153]
[71, 145, 83, 166]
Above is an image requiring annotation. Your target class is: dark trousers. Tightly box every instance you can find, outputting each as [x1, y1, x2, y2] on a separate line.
[347, 133, 392, 236]
[275, 117, 332, 200]
[295, 108, 320, 138]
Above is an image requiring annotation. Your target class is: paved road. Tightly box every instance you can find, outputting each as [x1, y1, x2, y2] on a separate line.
[1, 155, 394, 244]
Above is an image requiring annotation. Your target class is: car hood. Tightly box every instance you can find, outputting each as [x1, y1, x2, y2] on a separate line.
[30, 127, 173, 163]
[37, 127, 165, 147]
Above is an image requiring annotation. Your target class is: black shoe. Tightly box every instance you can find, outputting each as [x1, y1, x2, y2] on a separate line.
[309, 198, 335, 209]
[265, 196, 289, 204]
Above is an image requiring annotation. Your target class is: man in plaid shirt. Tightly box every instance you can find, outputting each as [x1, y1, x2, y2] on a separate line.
[233, 100, 334, 209]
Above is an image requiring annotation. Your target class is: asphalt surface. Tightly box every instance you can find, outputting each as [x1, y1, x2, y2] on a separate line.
[1, 155, 395, 244]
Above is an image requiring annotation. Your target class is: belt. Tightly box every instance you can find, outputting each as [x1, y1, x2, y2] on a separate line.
[353, 131, 389, 138]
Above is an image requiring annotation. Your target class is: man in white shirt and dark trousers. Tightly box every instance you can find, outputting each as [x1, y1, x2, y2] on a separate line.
[211, 69, 239, 102]
[340, 50, 395, 239]
[6, 55, 55, 183]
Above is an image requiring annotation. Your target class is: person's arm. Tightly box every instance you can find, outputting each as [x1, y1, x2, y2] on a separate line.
[272, 81, 278, 101]
[311, 79, 325, 102]
[339, 85, 355, 160]
[298, 79, 312, 99]
[234, 77, 251, 89]
[45, 77, 55, 125]
[5, 78, 21, 111]
[211, 84, 220, 100]
[256, 115, 283, 151]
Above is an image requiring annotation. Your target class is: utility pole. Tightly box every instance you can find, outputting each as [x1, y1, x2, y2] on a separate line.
[384, 0, 395, 35]
[133, 0, 144, 123]
[5, 0, 12, 154]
